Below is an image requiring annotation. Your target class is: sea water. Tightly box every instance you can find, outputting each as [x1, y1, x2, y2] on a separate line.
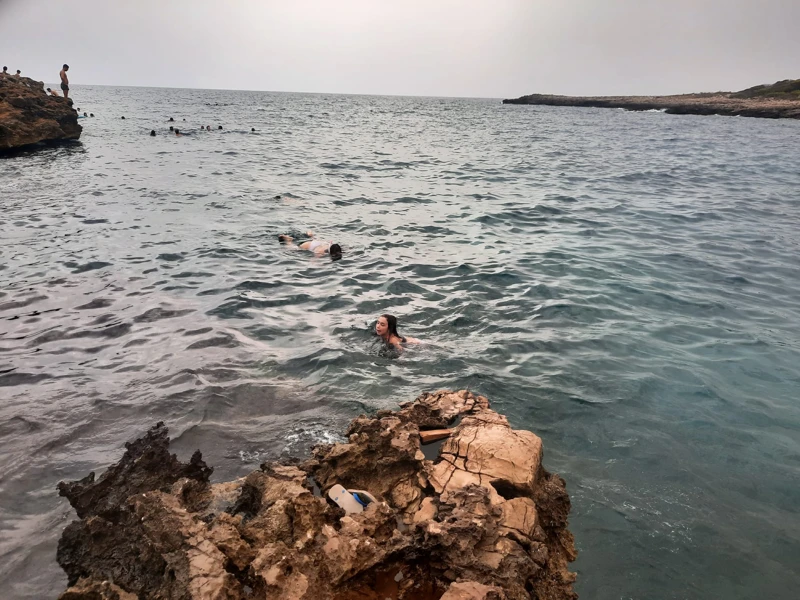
[1, 86, 799, 599]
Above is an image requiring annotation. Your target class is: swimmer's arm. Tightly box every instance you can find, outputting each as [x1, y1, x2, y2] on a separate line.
[404, 336, 422, 345]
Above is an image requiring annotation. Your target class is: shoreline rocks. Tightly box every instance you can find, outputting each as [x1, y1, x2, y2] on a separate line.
[503, 79, 800, 120]
[0, 75, 81, 151]
[56, 390, 577, 600]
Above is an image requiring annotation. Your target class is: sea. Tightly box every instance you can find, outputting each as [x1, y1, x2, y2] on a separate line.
[1, 86, 799, 600]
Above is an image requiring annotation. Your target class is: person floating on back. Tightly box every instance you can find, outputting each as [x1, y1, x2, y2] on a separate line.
[375, 314, 421, 352]
[279, 231, 342, 260]
[46, 87, 60, 97]
[59, 64, 69, 98]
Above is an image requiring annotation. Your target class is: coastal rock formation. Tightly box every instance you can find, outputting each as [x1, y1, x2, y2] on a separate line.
[56, 390, 577, 600]
[0, 74, 81, 151]
[503, 78, 800, 120]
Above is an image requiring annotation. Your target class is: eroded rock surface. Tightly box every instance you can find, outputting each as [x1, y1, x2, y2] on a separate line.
[57, 390, 577, 599]
[0, 74, 81, 150]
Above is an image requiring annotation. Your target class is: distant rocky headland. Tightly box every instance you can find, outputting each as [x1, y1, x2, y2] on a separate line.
[503, 79, 800, 120]
[0, 74, 81, 151]
[56, 390, 577, 600]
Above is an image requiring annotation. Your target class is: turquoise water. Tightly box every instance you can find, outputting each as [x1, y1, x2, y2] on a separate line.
[1, 86, 799, 599]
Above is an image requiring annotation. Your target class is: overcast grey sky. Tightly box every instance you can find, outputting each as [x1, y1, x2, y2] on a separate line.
[1, 0, 797, 97]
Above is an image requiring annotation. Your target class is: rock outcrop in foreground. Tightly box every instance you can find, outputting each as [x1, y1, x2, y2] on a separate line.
[56, 390, 577, 600]
[504, 78, 800, 120]
[0, 75, 81, 151]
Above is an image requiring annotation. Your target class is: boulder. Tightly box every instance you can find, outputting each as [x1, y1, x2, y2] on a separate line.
[56, 390, 578, 600]
[0, 74, 81, 151]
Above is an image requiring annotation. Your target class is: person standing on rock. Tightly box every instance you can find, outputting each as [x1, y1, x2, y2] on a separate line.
[15, 69, 21, 77]
[1, 66, 7, 77]
[60, 64, 70, 99]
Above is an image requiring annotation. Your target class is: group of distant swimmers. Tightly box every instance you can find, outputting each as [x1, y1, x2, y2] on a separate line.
[276, 232, 417, 352]
[148, 120, 257, 137]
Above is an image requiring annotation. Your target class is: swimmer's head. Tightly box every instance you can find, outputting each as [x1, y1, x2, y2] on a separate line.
[169, 126, 174, 131]
[329, 243, 342, 260]
[376, 314, 399, 338]
[47, 88, 51, 92]
[150, 130, 156, 136]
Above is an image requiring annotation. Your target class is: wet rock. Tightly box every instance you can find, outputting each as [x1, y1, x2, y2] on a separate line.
[57, 390, 578, 599]
[0, 74, 81, 151]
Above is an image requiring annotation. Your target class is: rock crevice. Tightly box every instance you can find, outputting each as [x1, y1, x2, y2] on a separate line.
[56, 390, 577, 600]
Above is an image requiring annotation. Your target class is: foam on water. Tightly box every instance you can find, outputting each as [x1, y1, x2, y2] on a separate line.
[1, 86, 800, 599]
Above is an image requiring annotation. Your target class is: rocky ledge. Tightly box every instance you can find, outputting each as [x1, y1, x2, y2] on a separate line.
[56, 390, 577, 600]
[503, 79, 800, 120]
[0, 75, 81, 151]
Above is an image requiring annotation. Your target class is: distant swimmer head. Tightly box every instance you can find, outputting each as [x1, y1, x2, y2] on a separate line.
[329, 243, 343, 260]
[90, 113, 94, 117]
[16, 70, 21, 75]
[206, 125, 211, 130]
[121, 116, 125, 119]
[168, 117, 174, 122]
[218, 125, 222, 130]
[150, 130, 156, 136]
[83, 112, 87, 116]
[174, 128, 180, 135]
[251, 127, 255, 131]
[376, 314, 400, 339]
[169, 126, 174, 131]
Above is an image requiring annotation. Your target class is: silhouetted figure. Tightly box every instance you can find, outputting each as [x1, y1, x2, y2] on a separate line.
[218, 125, 222, 130]
[1, 66, 7, 76]
[206, 125, 211, 131]
[60, 64, 69, 98]
[150, 130, 156, 136]
[168, 117, 174, 122]
[83, 112, 87, 117]
[15, 70, 21, 77]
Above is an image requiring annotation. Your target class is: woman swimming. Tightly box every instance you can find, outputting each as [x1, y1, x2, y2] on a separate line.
[375, 314, 420, 351]
[279, 231, 342, 260]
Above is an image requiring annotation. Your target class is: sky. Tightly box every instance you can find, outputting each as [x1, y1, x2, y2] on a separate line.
[1, 0, 798, 98]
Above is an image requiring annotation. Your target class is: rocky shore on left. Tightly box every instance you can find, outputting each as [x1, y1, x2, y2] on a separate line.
[55, 390, 577, 600]
[0, 75, 81, 151]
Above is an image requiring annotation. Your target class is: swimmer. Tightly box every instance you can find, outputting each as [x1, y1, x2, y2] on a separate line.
[169, 126, 174, 131]
[150, 130, 156, 136]
[175, 128, 182, 136]
[168, 117, 174, 122]
[375, 314, 421, 351]
[278, 231, 342, 260]
[90, 113, 94, 117]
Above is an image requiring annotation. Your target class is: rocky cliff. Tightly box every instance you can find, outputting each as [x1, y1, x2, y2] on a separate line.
[0, 75, 81, 151]
[56, 390, 577, 600]
[503, 79, 800, 120]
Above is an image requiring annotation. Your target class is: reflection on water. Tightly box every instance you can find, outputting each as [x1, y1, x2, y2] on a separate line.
[1, 86, 800, 599]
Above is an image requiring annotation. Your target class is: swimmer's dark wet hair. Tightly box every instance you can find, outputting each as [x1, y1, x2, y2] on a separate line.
[329, 243, 342, 260]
